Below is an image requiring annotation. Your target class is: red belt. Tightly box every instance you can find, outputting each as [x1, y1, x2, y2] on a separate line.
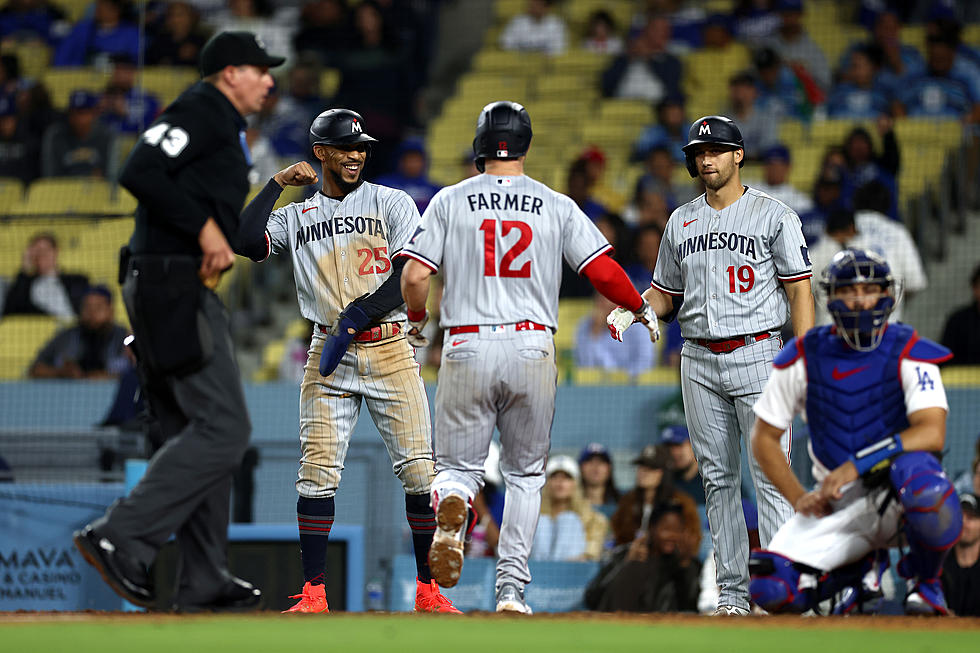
[316, 322, 401, 343]
[448, 320, 548, 336]
[693, 331, 773, 353]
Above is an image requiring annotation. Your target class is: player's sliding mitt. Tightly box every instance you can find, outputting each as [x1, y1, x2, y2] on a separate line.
[405, 311, 429, 348]
[319, 298, 372, 377]
[606, 299, 660, 343]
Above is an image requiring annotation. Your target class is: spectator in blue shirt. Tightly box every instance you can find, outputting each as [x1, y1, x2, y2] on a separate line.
[601, 15, 682, 102]
[840, 120, 900, 219]
[826, 44, 892, 119]
[894, 31, 980, 121]
[374, 137, 440, 212]
[0, 0, 68, 45]
[631, 95, 687, 163]
[98, 54, 160, 134]
[753, 46, 808, 120]
[798, 170, 845, 246]
[843, 11, 926, 99]
[725, 69, 781, 161]
[53, 0, 139, 67]
[575, 293, 655, 378]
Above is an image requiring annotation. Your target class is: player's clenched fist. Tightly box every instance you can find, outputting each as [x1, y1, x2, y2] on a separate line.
[274, 161, 319, 188]
[606, 299, 660, 342]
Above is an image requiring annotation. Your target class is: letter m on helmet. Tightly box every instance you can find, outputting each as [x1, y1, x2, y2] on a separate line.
[699, 122, 711, 135]
[351, 120, 362, 133]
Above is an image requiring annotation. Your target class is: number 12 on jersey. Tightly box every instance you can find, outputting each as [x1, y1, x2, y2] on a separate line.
[479, 219, 533, 278]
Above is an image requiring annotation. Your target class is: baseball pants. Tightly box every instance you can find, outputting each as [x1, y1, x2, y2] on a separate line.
[95, 281, 251, 604]
[681, 336, 794, 610]
[430, 328, 557, 589]
[297, 332, 433, 498]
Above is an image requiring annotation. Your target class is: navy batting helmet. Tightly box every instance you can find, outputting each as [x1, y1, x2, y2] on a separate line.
[820, 248, 898, 351]
[472, 101, 532, 173]
[682, 115, 744, 177]
[309, 108, 378, 153]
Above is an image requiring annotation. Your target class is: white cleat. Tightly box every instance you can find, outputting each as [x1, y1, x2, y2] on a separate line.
[713, 604, 750, 616]
[495, 582, 532, 614]
[428, 494, 468, 588]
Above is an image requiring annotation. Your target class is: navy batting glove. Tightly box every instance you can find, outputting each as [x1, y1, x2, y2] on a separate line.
[319, 302, 372, 377]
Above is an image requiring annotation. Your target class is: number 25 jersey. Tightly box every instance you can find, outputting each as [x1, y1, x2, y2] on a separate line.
[399, 173, 610, 329]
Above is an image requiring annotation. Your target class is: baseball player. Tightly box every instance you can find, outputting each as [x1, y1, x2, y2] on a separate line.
[608, 115, 815, 615]
[398, 101, 657, 614]
[749, 249, 961, 615]
[238, 108, 459, 614]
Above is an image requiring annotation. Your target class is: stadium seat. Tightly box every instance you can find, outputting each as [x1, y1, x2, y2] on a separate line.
[548, 51, 612, 77]
[139, 67, 199, 107]
[534, 73, 597, 101]
[493, 0, 525, 21]
[0, 39, 50, 80]
[635, 368, 681, 385]
[894, 118, 962, 149]
[12, 178, 113, 215]
[471, 49, 546, 75]
[42, 67, 109, 109]
[59, 0, 94, 21]
[562, 0, 632, 33]
[318, 68, 341, 97]
[555, 298, 591, 353]
[0, 177, 23, 214]
[0, 315, 61, 380]
[571, 367, 632, 385]
[597, 99, 655, 126]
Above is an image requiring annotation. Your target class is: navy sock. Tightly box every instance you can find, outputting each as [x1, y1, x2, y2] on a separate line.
[405, 493, 435, 583]
[297, 496, 334, 586]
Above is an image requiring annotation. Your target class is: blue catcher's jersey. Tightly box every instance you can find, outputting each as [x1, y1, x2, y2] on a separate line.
[794, 323, 940, 471]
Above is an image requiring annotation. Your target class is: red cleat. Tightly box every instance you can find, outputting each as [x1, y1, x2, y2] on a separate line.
[282, 582, 329, 613]
[415, 578, 462, 613]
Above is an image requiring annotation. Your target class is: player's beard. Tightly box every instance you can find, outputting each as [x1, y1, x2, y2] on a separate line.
[328, 166, 363, 195]
[701, 165, 734, 191]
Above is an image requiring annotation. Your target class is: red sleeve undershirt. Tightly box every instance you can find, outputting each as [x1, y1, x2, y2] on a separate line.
[580, 254, 644, 312]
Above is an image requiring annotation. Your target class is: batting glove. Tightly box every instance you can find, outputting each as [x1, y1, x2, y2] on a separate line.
[319, 302, 371, 377]
[606, 300, 660, 343]
[405, 310, 429, 348]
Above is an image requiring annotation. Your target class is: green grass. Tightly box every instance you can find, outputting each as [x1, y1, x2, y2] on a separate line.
[1, 614, 979, 653]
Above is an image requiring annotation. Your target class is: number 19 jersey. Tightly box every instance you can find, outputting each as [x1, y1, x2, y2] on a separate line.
[400, 173, 610, 329]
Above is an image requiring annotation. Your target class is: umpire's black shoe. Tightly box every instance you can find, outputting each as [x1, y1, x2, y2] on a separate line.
[73, 525, 155, 608]
[173, 577, 262, 613]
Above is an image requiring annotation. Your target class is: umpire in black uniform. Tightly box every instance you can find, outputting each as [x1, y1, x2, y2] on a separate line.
[73, 31, 284, 612]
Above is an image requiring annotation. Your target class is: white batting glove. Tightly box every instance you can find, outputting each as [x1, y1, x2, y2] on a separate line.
[606, 300, 660, 343]
[634, 299, 660, 343]
[405, 312, 429, 348]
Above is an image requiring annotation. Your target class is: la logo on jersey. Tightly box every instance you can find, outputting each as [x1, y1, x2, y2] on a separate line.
[351, 120, 362, 134]
[699, 122, 711, 135]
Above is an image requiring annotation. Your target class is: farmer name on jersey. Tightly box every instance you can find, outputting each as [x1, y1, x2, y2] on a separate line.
[678, 231, 757, 261]
[295, 215, 388, 250]
[466, 192, 543, 215]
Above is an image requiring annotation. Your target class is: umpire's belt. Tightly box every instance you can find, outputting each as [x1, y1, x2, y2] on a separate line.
[316, 322, 401, 342]
[448, 320, 548, 335]
[693, 330, 773, 354]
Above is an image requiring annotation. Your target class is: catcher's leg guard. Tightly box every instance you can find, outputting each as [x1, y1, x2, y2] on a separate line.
[890, 452, 963, 581]
[827, 549, 889, 615]
[749, 550, 817, 613]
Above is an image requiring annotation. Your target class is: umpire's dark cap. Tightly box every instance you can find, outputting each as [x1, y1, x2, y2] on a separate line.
[632, 444, 670, 469]
[962, 493, 979, 517]
[578, 442, 611, 464]
[199, 31, 285, 77]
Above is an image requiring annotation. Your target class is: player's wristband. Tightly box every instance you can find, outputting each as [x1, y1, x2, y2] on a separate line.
[406, 308, 426, 322]
[849, 435, 904, 476]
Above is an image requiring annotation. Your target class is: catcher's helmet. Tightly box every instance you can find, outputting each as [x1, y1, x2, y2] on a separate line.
[472, 101, 532, 173]
[682, 115, 744, 177]
[309, 108, 378, 153]
[820, 248, 898, 351]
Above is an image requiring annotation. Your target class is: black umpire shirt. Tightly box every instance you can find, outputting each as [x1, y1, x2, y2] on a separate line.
[120, 81, 253, 257]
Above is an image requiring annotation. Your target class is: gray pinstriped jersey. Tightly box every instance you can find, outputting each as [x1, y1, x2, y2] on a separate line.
[651, 187, 812, 340]
[400, 173, 610, 329]
[265, 182, 421, 326]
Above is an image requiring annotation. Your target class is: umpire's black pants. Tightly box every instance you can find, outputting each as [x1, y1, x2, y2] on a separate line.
[93, 263, 252, 603]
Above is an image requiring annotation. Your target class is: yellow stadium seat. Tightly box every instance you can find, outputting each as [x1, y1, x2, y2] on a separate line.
[964, 24, 980, 47]
[471, 49, 546, 75]
[494, 0, 525, 21]
[894, 118, 963, 149]
[597, 99, 655, 125]
[534, 73, 596, 100]
[0, 315, 61, 380]
[253, 340, 287, 382]
[43, 68, 109, 109]
[635, 367, 681, 385]
[683, 44, 751, 106]
[561, 0, 632, 33]
[555, 298, 592, 352]
[0, 39, 50, 80]
[548, 50, 612, 77]
[13, 178, 113, 215]
[808, 119, 869, 147]
[940, 366, 980, 387]
[571, 367, 632, 386]
[0, 177, 23, 214]
[319, 68, 341, 97]
[810, 25, 868, 70]
[139, 67, 199, 108]
[779, 120, 806, 148]
[457, 73, 530, 102]
[59, 0, 94, 21]
[900, 25, 927, 57]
